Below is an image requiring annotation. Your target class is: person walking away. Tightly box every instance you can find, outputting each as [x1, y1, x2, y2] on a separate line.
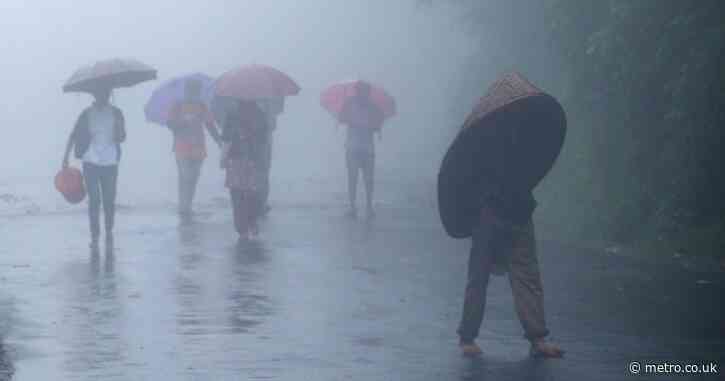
[220, 100, 268, 241]
[168, 79, 221, 215]
[339, 82, 384, 220]
[62, 88, 125, 248]
[255, 97, 284, 214]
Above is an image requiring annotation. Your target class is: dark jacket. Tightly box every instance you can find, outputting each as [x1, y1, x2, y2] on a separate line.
[72, 105, 126, 160]
[482, 191, 537, 226]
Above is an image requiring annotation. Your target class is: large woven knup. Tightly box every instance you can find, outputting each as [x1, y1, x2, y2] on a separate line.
[462, 73, 545, 129]
[438, 72, 566, 239]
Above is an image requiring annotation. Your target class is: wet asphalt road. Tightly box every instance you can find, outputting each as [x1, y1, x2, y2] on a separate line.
[0, 201, 723, 380]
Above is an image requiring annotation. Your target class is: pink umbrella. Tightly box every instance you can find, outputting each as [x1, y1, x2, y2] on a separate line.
[214, 64, 300, 100]
[320, 80, 396, 122]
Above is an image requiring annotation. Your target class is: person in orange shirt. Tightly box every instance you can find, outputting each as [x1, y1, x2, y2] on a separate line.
[168, 79, 222, 215]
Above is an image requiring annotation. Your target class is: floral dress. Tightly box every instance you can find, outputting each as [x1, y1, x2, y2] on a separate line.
[222, 104, 267, 192]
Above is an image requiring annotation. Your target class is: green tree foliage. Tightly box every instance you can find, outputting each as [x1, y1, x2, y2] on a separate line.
[434, 0, 725, 248]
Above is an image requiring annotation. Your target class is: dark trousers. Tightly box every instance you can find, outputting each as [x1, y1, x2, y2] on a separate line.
[259, 140, 272, 207]
[230, 189, 262, 236]
[346, 150, 375, 210]
[83, 162, 118, 238]
[176, 158, 203, 213]
[457, 217, 549, 343]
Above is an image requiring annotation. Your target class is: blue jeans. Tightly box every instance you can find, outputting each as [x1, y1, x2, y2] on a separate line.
[83, 162, 118, 238]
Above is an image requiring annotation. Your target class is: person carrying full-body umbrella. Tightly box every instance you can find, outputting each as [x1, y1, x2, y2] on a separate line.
[438, 72, 566, 358]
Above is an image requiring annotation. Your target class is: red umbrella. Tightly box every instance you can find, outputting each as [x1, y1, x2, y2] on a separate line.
[320, 80, 396, 121]
[214, 64, 300, 100]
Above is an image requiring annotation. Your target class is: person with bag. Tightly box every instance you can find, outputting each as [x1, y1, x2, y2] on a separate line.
[62, 87, 125, 248]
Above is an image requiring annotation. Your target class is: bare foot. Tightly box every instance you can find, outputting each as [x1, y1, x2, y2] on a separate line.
[530, 339, 565, 358]
[460, 340, 483, 357]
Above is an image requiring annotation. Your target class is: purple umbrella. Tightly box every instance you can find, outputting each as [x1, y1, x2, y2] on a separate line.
[144, 73, 214, 126]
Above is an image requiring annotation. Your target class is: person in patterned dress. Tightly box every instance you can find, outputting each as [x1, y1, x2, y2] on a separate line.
[220, 100, 268, 240]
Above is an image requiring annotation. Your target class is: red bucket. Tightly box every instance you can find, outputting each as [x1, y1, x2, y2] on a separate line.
[55, 167, 86, 204]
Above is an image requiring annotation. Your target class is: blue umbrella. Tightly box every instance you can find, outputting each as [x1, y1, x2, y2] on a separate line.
[144, 73, 214, 126]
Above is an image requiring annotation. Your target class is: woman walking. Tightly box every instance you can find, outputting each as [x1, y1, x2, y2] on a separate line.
[220, 100, 268, 241]
[62, 88, 126, 248]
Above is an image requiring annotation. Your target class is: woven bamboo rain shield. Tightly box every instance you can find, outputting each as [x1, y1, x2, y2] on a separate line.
[438, 73, 566, 239]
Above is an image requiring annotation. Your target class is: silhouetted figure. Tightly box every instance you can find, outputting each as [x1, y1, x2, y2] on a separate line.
[438, 73, 566, 358]
[339, 82, 384, 219]
[62, 88, 125, 248]
[256, 97, 284, 214]
[220, 100, 268, 241]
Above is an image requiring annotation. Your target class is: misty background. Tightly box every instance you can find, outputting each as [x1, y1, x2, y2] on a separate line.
[0, 0, 470, 214]
[424, 0, 725, 258]
[1, 0, 723, 259]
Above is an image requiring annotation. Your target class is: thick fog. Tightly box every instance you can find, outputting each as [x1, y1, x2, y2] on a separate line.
[0, 0, 473, 212]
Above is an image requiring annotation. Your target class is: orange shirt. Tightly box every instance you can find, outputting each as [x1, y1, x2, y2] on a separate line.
[169, 102, 216, 160]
